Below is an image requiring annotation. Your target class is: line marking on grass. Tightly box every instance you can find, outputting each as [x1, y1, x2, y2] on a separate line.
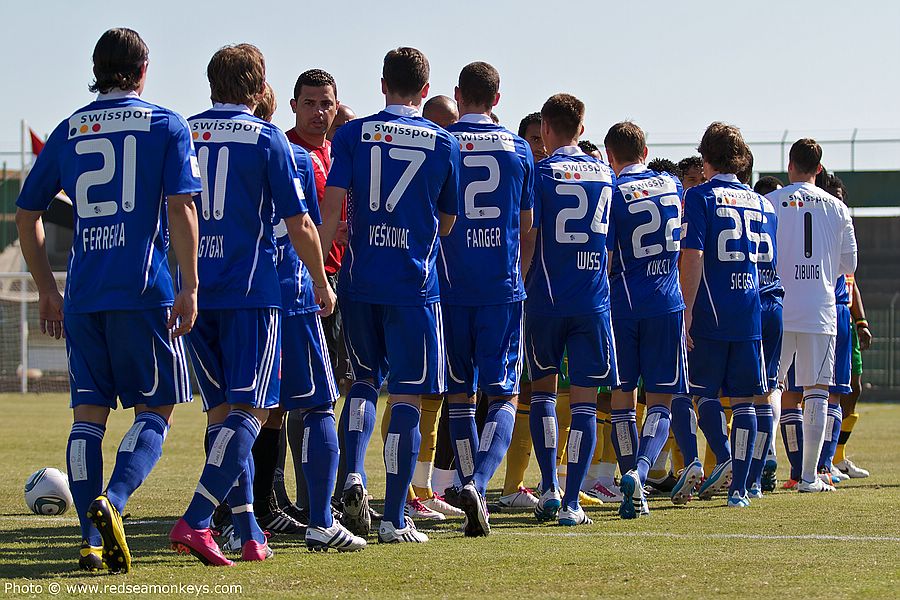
[493, 530, 900, 543]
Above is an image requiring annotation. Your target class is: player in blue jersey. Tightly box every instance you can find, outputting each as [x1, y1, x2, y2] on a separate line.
[602, 121, 687, 519]
[318, 47, 460, 544]
[16, 29, 201, 572]
[439, 62, 534, 537]
[751, 175, 785, 494]
[522, 94, 617, 527]
[170, 44, 335, 566]
[671, 123, 766, 508]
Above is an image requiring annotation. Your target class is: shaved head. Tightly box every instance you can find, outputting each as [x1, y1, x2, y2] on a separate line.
[423, 95, 458, 129]
[327, 104, 356, 140]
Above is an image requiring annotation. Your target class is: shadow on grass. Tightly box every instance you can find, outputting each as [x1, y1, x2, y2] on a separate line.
[0, 515, 185, 580]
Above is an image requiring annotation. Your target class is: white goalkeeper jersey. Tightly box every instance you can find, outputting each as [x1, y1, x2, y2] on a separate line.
[767, 182, 857, 335]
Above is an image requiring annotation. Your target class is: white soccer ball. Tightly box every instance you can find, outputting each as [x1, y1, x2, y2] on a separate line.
[24, 467, 73, 515]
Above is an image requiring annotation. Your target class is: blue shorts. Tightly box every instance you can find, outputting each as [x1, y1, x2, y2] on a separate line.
[760, 300, 784, 391]
[341, 297, 445, 395]
[186, 308, 281, 411]
[831, 304, 852, 395]
[688, 337, 766, 398]
[65, 309, 192, 410]
[280, 312, 339, 411]
[613, 311, 687, 394]
[525, 310, 618, 388]
[443, 302, 523, 397]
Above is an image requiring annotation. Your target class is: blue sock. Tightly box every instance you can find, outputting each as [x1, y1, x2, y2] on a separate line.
[301, 408, 339, 528]
[184, 409, 262, 530]
[563, 402, 596, 509]
[227, 456, 265, 545]
[383, 402, 420, 527]
[67, 421, 106, 546]
[636, 406, 672, 485]
[671, 395, 698, 463]
[472, 399, 516, 496]
[780, 408, 803, 481]
[748, 404, 774, 488]
[342, 381, 378, 487]
[529, 392, 559, 492]
[448, 402, 479, 486]
[697, 397, 731, 463]
[728, 402, 757, 496]
[105, 411, 169, 513]
[819, 403, 843, 470]
[610, 408, 638, 474]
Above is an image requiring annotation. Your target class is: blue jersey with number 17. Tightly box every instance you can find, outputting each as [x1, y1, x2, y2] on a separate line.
[439, 117, 534, 305]
[16, 92, 201, 314]
[608, 166, 685, 319]
[682, 175, 762, 341]
[188, 105, 307, 310]
[525, 147, 615, 317]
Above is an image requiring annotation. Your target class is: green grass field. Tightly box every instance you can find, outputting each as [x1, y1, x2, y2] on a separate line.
[0, 394, 898, 599]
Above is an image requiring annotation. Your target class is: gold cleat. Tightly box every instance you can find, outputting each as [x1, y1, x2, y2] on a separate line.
[87, 495, 131, 573]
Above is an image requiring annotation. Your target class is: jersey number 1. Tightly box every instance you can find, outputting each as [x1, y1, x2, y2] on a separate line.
[74, 136, 137, 219]
[368, 147, 426, 212]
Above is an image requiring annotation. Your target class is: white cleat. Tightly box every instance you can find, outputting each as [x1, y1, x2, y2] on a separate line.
[558, 504, 593, 526]
[405, 497, 446, 521]
[378, 516, 429, 543]
[836, 459, 870, 479]
[585, 481, 623, 503]
[422, 494, 464, 517]
[534, 487, 562, 522]
[670, 459, 704, 505]
[306, 521, 367, 552]
[798, 478, 836, 493]
[498, 487, 539, 509]
[830, 465, 849, 483]
[220, 524, 241, 552]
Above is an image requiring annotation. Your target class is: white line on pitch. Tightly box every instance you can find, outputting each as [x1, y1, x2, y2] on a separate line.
[491, 530, 900, 543]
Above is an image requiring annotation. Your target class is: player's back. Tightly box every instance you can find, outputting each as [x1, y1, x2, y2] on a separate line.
[608, 166, 684, 319]
[768, 182, 857, 334]
[682, 176, 763, 341]
[440, 118, 533, 305]
[275, 145, 320, 315]
[525, 148, 614, 316]
[17, 92, 200, 313]
[189, 106, 304, 310]
[757, 195, 783, 304]
[328, 107, 459, 306]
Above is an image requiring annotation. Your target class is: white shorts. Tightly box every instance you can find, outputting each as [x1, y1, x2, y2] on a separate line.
[778, 332, 835, 389]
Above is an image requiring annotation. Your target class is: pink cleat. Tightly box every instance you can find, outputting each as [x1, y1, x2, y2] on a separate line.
[241, 539, 273, 562]
[169, 518, 233, 566]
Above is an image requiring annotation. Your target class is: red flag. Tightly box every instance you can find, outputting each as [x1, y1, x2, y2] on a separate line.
[30, 128, 44, 156]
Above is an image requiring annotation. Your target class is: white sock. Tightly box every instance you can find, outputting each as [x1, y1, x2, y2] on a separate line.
[345, 472, 364, 491]
[769, 387, 783, 458]
[412, 461, 433, 491]
[431, 468, 456, 496]
[801, 389, 829, 483]
[597, 462, 617, 488]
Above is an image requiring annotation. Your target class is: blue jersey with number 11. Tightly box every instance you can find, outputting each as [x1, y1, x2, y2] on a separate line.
[16, 92, 201, 314]
[682, 176, 762, 341]
[525, 147, 615, 317]
[327, 107, 460, 306]
[188, 106, 307, 310]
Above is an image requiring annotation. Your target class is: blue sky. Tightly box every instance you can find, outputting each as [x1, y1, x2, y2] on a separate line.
[3, 0, 899, 170]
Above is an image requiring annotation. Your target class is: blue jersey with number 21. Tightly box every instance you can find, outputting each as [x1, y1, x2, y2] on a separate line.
[16, 91, 201, 314]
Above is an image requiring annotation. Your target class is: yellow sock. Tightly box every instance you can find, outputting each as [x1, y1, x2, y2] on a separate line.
[600, 417, 617, 465]
[669, 430, 685, 473]
[834, 412, 859, 464]
[504, 395, 532, 495]
[556, 391, 571, 465]
[636, 401, 646, 427]
[592, 411, 610, 465]
[412, 395, 442, 498]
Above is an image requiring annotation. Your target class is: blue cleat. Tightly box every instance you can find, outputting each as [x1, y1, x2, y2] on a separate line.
[534, 488, 561, 522]
[619, 471, 643, 520]
[698, 459, 732, 500]
[727, 490, 750, 508]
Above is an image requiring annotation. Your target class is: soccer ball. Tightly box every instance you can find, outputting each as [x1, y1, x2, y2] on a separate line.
[24, 468, 73, 515]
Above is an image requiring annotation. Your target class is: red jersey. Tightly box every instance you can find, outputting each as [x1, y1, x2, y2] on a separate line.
[286, 127, 346, 274]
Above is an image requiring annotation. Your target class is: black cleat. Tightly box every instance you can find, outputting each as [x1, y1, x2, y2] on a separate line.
[459, 483, 490, 537]
[762, 459, 778, 492]
[339, 483, 371, 537]
[646, 473, 678, 494]
[87, 495, 130, 573]
[256, 507, 306, 535]
[442, 485, 464, 509]
[78, 541, 104, 572]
